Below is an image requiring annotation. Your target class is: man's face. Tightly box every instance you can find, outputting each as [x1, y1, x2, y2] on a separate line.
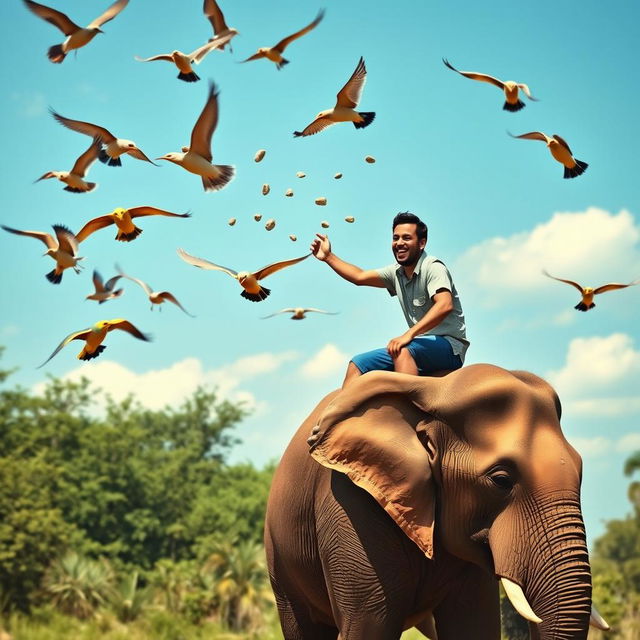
[392, 223, 426, 266]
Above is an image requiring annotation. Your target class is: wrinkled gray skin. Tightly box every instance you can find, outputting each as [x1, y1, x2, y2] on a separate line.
[265, 365, 592, 640]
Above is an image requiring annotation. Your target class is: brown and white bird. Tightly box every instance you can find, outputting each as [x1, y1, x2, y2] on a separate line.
[203, 0, 238, 50]
[241, 9, 324, 70]
[75, 206, 191, 243]
[2, 223, 83, 284]
[442, 58, 538, 112]
[23, 0, 129, 64]
[116, 265, 194, 316]
[177, 248, 310, 302]
[509, 131, 588, 179]
[86, 270, 123, 304]
[50, 109, 156, 167]
[262, 307, 338, 320]
[294, 57, 375, 137]
[156, 82, 235, 192]
[35, 137, 102, 193]
[543, 270, 639, 311]
[135, 35, 234, 83]
[38, 318, 150, 367]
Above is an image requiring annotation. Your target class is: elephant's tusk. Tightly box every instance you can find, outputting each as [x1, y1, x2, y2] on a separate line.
[590, 604, 610, 630]
[500, 577, 543, 624]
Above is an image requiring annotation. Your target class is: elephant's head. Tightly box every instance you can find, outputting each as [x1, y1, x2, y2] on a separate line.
[308, 364, 606, 640]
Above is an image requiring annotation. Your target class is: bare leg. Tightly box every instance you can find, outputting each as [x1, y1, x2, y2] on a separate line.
[392, 348, 419, 375]
[342, 362, 362, 389]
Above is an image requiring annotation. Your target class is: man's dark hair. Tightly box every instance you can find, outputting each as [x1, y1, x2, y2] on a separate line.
[392, 212, 428, 242]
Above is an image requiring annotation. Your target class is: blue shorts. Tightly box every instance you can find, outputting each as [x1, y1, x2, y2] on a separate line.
[351, 335, 463, 376]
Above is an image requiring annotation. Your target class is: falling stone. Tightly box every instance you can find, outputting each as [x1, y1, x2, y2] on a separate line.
[228, 218, 236, 226]
[315, 197, 327, 206]
[254, 213, 262, 221]
[265, 219, 276, 231]
[334, 172, 343, 179]
[262, 183, 270, 195]
[365, 155, 376, 164]
[289, 234, 297, 241]
[296, 171, 306, 178]
[344, 216, 355, 223]
[285, 188, 294, 197]
[254, 149, 266, 162]
[321, 221, 330, 228]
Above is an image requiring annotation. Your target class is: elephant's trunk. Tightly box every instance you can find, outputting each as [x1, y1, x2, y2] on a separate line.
[492, 494, 592, 640]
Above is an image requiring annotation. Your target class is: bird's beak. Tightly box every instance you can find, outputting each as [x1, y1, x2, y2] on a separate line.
[97, 28, 105, 34]
[155, 156, 168, 161]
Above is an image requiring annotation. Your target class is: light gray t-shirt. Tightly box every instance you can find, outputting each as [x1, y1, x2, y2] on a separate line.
[376, 252, 469, 361]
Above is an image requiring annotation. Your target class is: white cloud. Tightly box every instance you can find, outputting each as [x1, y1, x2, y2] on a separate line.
[32, 351, 298, 413]
[568, 433, 640, 458]
[616, 433, 640, 453]
[456, 208, 640, 306]
[11, 92, 46, 118]
[565, 397, 640, 417]
[300, 344, 348, 378]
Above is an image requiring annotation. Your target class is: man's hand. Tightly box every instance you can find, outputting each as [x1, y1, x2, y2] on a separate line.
[310, 233, 331, 261]
[387, 332, 413, 357]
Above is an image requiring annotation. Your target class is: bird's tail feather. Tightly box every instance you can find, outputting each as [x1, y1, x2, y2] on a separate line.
[574, 301, 595, 311]
[45, 269, 62, 284]
[503, 100, 525, 112]
[241, 287, 270, 302]
[47, 44, 66, 63]
[277, 58, 290, 70]
[354, 112, 376, 129]
[99, 149, 122, 167]
[564, 160, 588, 179]
[116, 226, 142, 242]
[202, 165, 236, 192]
[178, 71, 200, 82]
[79, 345, 106, 361]
[64, 182, 96, 193]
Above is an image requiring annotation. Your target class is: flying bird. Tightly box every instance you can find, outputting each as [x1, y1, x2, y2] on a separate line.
[508, 131, 588, 179]
[23, 0, 129, 64]
[50, 109, 156, 167]
[442, 58, 538, 112]
[543, 270, 639, 311]
[1, 223, 83, 284]
[203, 0, 238, 50]
[294, 57, 375, 137]
[86, 270, 123, 304]
[177, 248, 310, 302]
[262, 307, 338, 320]
[156, 82, 235, 192]
[116, 265, 194, 316]
[241, 9, 325, 70]
[38, 318, 150, 367]
[75, 206, 191, 243]
[135, 35, 234, 83]
[35, 137, 102, 193]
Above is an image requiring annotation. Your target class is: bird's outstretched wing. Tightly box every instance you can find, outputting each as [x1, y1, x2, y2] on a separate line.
[190, 82, 219, 161]
[129, 206, 191, 219]
[261, 308, 296, 319]
[75, 215, 114, 242]
[53, 225, 79, 255]
[135, 53, 174, 63]
[23, 0, 80, 35]
[593, 281, 640, 295]
[70, 137, 102, 176]
[442, 58, 505, 89]
[106, 319, 151, 341]
[293, 117, 336, 137]
[127, 147, 157, 165]
[254, 254, 311, 280]
[203, 0, 229, 35]
[1, 224, 56, 249]
[104, 275, 122, 291]
[542, 270, 584, 293]
[518, 83, 538, 100]
[88, 0, 129, 29]
[552, 134, 573, 154]
[92, 269, 105, 292]
[115, 264, 153, 296]
[240, 51, 266, 63]
[38, 328, 91, 368]
[304, 308, 339, 314]
[508, 131, 550, 143]
[273, 9, 325, 53]
[159, 292, 195, 317]
[190, 35, 233, 63]
[50, 109, 116, 143]
[177, 248, 238, 277]
[336, 57, 367, 108]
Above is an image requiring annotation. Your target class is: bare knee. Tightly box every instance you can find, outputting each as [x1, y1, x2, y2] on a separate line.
[392, 348, 418, 376]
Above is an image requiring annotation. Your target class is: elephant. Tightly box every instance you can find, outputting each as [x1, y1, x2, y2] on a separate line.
[264, 364, 609, 640]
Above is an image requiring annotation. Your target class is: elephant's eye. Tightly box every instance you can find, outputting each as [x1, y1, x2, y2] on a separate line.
[489, 471, 515, 492]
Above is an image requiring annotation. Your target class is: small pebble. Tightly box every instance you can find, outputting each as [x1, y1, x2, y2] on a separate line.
[365, 155, 376, 164]
[296, 171, 306, 178]
[254, 149, 266, 162]
[254, 213, 262, 221]
[334, 172, 343, 179]
[285, 188, 294, 197]
[262, 183, 270, 195]
[289, 234, 297, 241]
[344, 216, 355, 223]
[315, 197, 327, 206]
[321, 221, 330, 228]
[265, 219, 276, 231]
[228, 218, 236, 226]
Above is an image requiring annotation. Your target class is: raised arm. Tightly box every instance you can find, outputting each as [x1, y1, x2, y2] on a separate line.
[310, 233, 386, 288]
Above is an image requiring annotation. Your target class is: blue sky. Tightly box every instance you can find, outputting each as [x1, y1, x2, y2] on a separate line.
[1, 0, 639, 545]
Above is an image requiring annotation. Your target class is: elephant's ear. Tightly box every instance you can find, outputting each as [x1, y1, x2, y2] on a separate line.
[309, 371, 445, 559]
